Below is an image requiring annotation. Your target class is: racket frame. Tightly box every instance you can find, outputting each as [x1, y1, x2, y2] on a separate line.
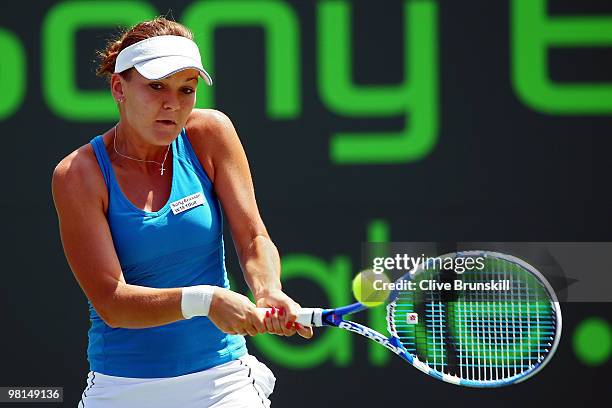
[296, 251, 562, 388]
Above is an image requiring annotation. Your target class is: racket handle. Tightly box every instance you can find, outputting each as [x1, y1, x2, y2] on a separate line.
[256, 307, 324, 327]
[296, 308, 323, 327]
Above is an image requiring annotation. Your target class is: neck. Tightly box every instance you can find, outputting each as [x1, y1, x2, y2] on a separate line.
[112, 124, 172, 176]
[114, 122, 171, 162]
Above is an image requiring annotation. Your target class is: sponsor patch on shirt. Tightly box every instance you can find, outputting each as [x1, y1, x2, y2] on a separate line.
[170, 192, 205, 215]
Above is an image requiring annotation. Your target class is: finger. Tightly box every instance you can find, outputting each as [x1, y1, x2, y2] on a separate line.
[252, 312, 267, 334]
[283, 303, 298, 325]
[281, 320, 297, 337]
[229, 324, 247, 336]
[277, 306, 292, 330]
[269, 311, 285, 335]
[262, 310, 272, 333]
[245, 325, 258, 337]
[263, 318, 272, 333]
[263, 310, 273, 332]
[278, 303, 299, 336]
[296, 323, 313, 339]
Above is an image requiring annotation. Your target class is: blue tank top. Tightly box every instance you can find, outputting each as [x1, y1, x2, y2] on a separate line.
[88, 129, 246, 378]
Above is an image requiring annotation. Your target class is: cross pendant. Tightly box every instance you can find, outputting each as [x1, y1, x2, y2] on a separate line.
[160, 164, 165, 176]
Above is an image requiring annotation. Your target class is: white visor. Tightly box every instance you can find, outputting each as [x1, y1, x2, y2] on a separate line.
[114, 35, 212, 85]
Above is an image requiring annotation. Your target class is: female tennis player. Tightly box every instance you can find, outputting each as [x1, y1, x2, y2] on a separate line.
[51, 17, 311, 408]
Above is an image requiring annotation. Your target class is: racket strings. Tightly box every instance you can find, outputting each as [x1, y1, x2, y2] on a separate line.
[387, 254, 559, 383]
[453, 258, 556, 380]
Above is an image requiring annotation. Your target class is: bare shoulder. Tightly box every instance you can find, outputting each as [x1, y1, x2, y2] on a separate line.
[185, 108, 238, 147]
[52, 142, 107, 211]
[185, 109, 244, 183]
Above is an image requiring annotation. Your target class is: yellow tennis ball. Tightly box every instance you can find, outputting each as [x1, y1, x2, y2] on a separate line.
[352, 269, 390, 307]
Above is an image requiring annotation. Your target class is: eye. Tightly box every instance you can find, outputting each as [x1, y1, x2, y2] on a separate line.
[182, 87, 195, 95]
[149, 83, 163, 90]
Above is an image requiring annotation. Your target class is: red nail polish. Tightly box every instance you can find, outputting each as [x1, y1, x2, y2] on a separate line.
[295, 323, 302, 329]
[286, 321, 293, 329]
[270, 308, 276, 315]
[279, 308, 284, 316]
[265, 311, 270, 318]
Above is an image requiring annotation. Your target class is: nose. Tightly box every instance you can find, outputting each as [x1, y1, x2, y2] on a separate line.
[162, 91, 180, 111]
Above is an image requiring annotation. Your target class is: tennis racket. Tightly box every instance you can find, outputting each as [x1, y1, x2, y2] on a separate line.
[269, 251, 562, 387]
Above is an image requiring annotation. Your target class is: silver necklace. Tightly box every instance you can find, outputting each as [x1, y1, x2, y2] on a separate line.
[113, 125, 171, 176]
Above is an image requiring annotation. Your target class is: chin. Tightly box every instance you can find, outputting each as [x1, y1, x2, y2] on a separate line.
[151, 124, 179, 143]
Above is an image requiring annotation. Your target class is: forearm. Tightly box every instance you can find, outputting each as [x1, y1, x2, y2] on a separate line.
[240, 235, 282, 300]
[98, 284, 185, 329]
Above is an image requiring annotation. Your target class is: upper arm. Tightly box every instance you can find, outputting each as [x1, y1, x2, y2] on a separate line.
[186, 110, 269, 257]
[51, 147, 125, 323]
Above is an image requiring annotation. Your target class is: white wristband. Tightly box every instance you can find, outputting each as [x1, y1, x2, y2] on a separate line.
[181, 285, 215, 319]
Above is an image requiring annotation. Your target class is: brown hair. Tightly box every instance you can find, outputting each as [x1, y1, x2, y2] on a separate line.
[96, 17, 193, 80]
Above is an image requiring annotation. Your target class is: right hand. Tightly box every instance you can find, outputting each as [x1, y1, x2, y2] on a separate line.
[208, 287, 266, 336]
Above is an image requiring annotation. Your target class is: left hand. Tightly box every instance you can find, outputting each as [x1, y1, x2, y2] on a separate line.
[255, 290, 313, 339]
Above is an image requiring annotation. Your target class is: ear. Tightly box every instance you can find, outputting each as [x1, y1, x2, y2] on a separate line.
[110, 73, 126, 103]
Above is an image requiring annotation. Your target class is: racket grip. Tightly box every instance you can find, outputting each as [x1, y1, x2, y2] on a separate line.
[296, 308, 324, 327]
[257, 307, 324, 327]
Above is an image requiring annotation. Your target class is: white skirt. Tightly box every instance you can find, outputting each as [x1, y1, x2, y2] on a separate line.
[78, 354, 276, 408]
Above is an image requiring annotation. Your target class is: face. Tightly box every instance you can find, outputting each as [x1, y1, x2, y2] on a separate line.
[111, 68, 199, 145]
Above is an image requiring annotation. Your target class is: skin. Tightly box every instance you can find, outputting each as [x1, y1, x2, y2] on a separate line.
[52, 66, 312, 339]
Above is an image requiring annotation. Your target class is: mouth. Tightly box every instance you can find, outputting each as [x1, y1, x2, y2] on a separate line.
[156, 119, 176, 126]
